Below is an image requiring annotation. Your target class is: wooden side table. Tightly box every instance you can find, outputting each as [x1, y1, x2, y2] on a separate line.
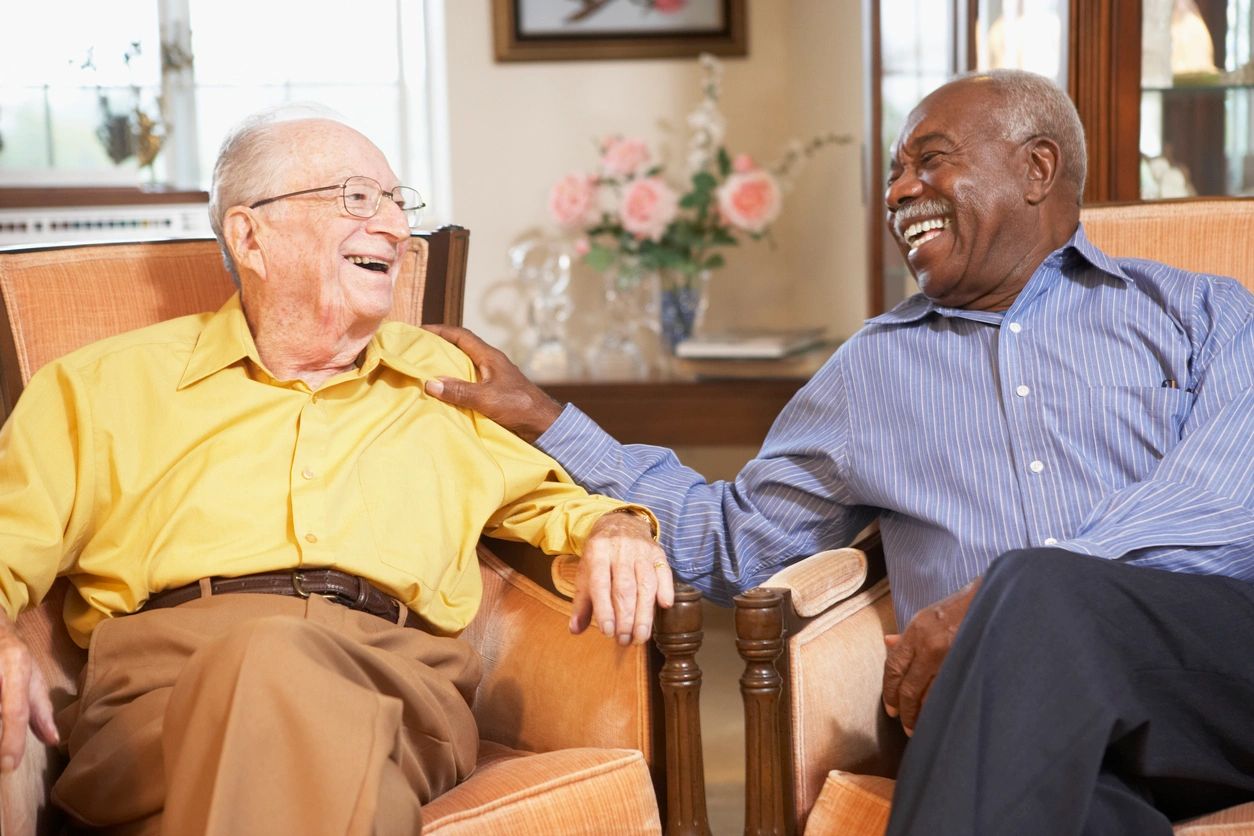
[542, 378, 806, 447]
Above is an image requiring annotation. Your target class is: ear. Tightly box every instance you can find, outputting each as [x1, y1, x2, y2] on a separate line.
[223, 207, 267, 282]
[1024, 137, 1062, 205]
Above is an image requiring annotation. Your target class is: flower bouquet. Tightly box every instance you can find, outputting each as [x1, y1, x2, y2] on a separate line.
[548, 53, 849, 359]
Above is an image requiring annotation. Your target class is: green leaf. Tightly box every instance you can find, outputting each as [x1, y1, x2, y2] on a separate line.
[584, 246, 616, 271]
[712, 228, 738, 245]
[717, 147, 731, 177]
[703, 253, 726, 270]
[679, 193, 702, 209]
[692, 171, 717, 191]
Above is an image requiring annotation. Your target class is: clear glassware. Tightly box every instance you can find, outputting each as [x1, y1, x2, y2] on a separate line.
[508, 235, 580, 382]
[586, 269, 651, 381]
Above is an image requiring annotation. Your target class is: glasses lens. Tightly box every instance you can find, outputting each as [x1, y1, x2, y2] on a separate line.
[392, 186, 425, 228]
[342, 176, 382, 218]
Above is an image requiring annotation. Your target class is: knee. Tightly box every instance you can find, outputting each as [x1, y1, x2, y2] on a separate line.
[975, 549, 1112, 634]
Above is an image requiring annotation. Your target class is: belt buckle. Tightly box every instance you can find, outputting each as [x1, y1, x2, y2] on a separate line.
[292, 571, 348, 606]
[291, 571, 310, 598]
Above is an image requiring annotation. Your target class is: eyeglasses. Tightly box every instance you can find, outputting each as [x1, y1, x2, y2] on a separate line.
[249, 175, 425, 228]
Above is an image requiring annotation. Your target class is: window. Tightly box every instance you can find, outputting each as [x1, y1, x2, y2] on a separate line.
[0, 0, 444, 214]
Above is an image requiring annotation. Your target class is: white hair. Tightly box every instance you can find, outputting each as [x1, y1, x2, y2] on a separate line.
[208, 103, 347, 285]
[954, 69, 1087, 204]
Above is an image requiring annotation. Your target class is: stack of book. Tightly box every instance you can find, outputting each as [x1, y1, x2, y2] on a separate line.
[672, 328, 837, 379]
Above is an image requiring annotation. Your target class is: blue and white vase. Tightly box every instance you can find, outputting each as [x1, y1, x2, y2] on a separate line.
[657, 269, 711, 355]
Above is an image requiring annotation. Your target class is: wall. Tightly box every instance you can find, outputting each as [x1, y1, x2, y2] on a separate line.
[440, 0, 867, 361]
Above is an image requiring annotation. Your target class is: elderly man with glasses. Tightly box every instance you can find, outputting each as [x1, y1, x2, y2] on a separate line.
[0, 113, 671, 836]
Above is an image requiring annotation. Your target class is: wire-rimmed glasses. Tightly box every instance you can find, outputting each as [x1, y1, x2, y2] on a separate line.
[249, 176, 425, 228]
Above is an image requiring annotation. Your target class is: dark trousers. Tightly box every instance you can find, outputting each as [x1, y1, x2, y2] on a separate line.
[886, 549, 1254, 836]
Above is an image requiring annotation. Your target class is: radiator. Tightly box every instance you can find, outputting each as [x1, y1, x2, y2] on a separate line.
[0, 204, 213, 246]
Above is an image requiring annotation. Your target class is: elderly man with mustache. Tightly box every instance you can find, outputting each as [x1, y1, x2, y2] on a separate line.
[426, 69, 1254, 831]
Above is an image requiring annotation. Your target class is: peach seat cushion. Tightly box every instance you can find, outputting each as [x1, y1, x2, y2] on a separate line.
[424, 742, 659, 834]
[803, 772, 1254, 835]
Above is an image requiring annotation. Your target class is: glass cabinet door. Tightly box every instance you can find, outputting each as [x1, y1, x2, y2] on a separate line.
[1141, 0, 1254, 198]
[972, 0, 1069, 87]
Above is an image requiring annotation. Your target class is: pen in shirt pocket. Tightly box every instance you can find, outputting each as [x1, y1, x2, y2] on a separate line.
[1161, 378, 1195, 394]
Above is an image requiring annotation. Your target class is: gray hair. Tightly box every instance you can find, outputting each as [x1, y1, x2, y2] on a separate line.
[208, 104, 346, 286]
[952, 69, 1087, 204]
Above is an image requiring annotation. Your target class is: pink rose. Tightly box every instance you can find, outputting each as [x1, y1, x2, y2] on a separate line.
[548, 173, 597, 227]
[716, 170, 782, 234]
[619, 177, 678, 241]
[732, 152, 756, 172]
[573, 237, 591, 256]
[601, 137, 651, 178]
[653, 0, 686, 11]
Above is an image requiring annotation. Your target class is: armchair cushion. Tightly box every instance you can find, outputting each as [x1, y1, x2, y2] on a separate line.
[423, 743, 659, 834]
[802, 773, 1254, 836]
[804, 771, 892, 836]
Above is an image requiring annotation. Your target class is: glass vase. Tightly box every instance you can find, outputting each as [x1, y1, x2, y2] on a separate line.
[586, 269, 651, 381]
[509, 235, 580, 382]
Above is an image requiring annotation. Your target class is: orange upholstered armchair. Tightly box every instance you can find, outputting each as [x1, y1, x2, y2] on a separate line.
[734, 197, 1254, 836]
[0, 229, 710, 836]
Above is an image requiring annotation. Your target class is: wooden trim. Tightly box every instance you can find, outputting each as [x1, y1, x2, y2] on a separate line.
[736, 587, 791, 835]
[654, 583, 712, 836]
[1068, 0, 1142, 202]
[421, 225, 469, 327]
[492, 0, 747, 62]
[0, 187, 208, 209]
[863, 0, 885, 317]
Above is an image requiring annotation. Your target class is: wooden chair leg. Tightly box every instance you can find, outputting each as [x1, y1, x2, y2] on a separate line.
[736, 588, 790, 836]
[655, 582, 712, 836]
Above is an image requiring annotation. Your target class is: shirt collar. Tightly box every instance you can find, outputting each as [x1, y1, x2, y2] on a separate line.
[865, 221, 1132, 327]
[179, 294, 426, 389]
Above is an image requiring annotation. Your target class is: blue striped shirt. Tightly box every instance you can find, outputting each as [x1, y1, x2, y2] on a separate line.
[538, 225, 1254, 625]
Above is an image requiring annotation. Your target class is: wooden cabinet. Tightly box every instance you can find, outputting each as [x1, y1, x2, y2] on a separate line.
[863, 0, 1254, 313]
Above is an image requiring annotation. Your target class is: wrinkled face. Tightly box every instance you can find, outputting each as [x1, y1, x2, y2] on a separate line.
[247, 120, 410, 331]
[885, 80, 1041, 310]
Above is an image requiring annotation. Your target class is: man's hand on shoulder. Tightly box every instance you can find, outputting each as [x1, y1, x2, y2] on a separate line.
[571, 510, 674, 646]
[0, 615, 59, 771]
[422, 325, 563, 443]
[882, 577, 982, 735]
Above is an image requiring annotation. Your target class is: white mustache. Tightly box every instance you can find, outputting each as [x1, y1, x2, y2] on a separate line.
[893, 199, 953, 238]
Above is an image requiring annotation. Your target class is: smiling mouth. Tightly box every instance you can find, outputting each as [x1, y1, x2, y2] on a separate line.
[346, 255, 390, 273]
[902, 218, 950, 252]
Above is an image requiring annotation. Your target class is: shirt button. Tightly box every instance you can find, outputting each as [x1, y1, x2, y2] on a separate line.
[305, 533, 318, 544]
[1029, 460, 1045, 473]
[1044, 537, 1059, 546]
[1008, 322, 1023, 333]
[1015, 384, 1030, 397]
[301, 467, 316, 480]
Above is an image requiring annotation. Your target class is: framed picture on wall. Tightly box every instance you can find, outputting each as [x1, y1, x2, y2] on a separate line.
[492, 0, 747, 62]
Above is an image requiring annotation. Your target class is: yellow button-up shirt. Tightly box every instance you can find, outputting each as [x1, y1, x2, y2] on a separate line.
[0, 295, 640, 646]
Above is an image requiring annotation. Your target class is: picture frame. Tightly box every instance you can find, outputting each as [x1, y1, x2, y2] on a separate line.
[492, 0, 747, 62]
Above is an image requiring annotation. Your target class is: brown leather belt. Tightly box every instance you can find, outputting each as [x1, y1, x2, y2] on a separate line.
[140, 568, 421, 629]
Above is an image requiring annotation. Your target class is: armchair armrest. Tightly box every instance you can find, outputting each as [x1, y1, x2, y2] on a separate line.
[736, 527, 906, 836]
[467, 543, 711, 836]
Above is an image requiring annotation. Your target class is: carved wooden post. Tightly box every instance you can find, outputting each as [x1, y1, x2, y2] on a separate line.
[736, 587, 789, 836]
[655, 582, 711, 836]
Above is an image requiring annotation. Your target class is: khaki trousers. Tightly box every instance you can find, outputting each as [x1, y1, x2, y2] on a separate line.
[51, 593, 482, 836]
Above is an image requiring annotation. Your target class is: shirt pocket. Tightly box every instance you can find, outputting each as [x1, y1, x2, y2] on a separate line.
[1081, 385, 1193, 482]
